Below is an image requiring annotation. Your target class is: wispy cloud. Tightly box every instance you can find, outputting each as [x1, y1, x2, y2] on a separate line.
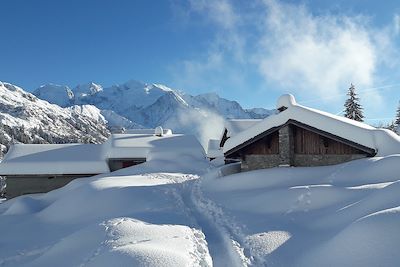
[257, 0, 399, 99]
[170, 0, 399, 103]
[168, 0, 248, 94]
[393, 13, 400, 35]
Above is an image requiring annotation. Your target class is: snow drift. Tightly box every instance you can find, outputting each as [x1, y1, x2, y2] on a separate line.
[0, 154, 213, 267]
[1, 140, 400, 266]
[201, 155, 400, 266]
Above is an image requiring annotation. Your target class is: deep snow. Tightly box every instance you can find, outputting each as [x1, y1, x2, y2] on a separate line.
[1, 154, 400, 266]
[201, 156, 400, 266]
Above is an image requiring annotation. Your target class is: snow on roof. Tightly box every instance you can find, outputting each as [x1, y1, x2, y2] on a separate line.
[222, 119, 262, 139]
[147, 134, 206, 161]
[0, 144, 109, 175]
[0, 130, 205, 178]
[224, 94, 400, 157]
[206, 139, 223, 158]
[0, 132, 206, 176]
[124, 128, 173, 135]
[105, 133, 205, 160]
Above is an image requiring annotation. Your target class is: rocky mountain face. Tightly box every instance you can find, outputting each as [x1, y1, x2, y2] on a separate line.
[0, 82, 110, 156]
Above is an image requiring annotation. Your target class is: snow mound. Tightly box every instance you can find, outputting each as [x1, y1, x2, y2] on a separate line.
[27, 218, 211, 267]
[1, 141, 400, 266]
[276, 93, 296, 109]
[0, 154, 213, 266]
[201, 155, 400, 266]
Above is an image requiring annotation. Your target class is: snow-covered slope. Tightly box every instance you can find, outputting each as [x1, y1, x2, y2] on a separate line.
[133, 91, 189, 127]
[33, 84, 74, 107]
[183, 93, 262, 119]
[100, 110, 144, 130]
[0, 149, 213, 267]
[0, 82, 110, 154]
[73, 82, 103, 98]
[73, 80, 174, 116]
[68, 105, 144, 130]
[202, 156, 400, 266]
[245, 107, 276, 119]
[1, 150, 400, 266]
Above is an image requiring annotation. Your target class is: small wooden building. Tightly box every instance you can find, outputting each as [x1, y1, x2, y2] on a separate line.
[221, 94, 390, 171]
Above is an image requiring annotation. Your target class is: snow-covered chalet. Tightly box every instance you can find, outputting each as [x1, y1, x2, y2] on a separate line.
[0, 128, 205, 198]
[208, 94, 400, 171]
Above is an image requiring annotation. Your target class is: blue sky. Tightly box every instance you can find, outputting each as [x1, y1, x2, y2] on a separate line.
[1, 0, 400, 123]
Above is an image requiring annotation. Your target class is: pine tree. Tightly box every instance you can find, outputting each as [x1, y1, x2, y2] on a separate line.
[394, 101, 400, 134]
[344, 84, 364, 122]
[394, 101, 400, 126]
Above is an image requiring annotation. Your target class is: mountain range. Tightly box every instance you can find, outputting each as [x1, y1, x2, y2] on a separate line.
[0, 79, 273, 154]
[32, 80, 274, 144]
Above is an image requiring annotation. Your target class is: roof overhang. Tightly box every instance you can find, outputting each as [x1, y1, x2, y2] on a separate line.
[225, 119, 377, 157]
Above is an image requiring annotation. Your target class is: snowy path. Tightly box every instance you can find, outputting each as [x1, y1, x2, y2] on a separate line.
[180, 178, 248, 267]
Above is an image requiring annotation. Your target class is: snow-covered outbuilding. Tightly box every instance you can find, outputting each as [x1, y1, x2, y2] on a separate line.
[104, 131, 203, 171]
[221, 94, 400, 171]
[0, 144, 109, 198]
[0, 129, 205, 198]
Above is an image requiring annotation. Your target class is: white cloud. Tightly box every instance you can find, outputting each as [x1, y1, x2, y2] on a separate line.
[257, 0, 386, 97]
[171, 52, 223, 91]
[170, 0, 399, 103]
[393, 13, 400, 35]
[169, 0, 247, 93]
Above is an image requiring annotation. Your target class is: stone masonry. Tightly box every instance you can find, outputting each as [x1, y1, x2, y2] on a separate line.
[278, 125, 294, 166]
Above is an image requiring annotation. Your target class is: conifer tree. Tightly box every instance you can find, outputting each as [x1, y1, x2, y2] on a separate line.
[394, 101, 400, 134]
[344, 84, 364, 122]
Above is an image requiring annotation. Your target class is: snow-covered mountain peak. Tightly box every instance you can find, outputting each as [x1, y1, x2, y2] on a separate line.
[157, 90, 189, 108]
[195, 92, 223, 104]
[122, 79, 147, 89]
[32, 79, 273, 144]
[33, 83, 74, 107]
[73, 82, 103, 97]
